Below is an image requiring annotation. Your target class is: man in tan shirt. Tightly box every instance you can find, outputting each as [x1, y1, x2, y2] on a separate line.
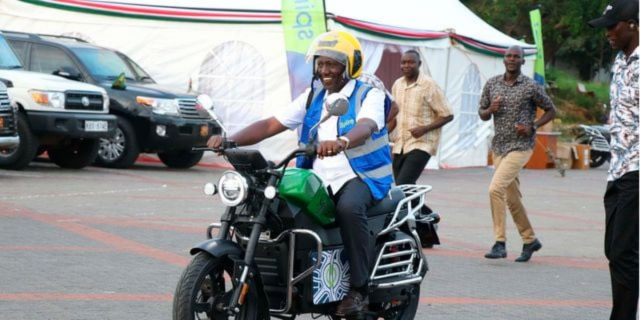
[391, 50, 453, 187]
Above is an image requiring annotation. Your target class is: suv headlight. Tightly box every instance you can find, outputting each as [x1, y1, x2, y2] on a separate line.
[136, 96, 180, 116]
[29, 90, 65, 109]
[218, 171, 248, 207]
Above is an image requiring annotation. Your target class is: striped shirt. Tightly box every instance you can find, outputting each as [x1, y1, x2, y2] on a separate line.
[391, 72, 452, 156]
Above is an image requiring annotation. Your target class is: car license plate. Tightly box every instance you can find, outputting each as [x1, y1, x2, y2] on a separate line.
[85, 120, 108, 132]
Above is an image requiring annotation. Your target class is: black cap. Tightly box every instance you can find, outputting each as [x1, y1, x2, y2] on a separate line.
[588, 0, 639, 28]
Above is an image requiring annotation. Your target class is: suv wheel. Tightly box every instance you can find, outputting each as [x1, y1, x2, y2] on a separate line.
[158, 150, 204, 169]
[48, 138, 100, 169]
[0, 113, 38, 170]
[95, 116, 139, 169]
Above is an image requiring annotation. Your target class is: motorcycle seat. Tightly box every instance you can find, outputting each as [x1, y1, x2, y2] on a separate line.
[367, 187, 405, 217]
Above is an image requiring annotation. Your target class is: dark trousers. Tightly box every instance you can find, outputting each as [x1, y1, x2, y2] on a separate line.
[604, 171, 639, 320]
[393, 149, 433, 214]
[334, 178, 377, 290]
[393, 149, 432, 185]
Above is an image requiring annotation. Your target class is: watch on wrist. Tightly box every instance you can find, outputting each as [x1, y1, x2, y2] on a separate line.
[338, 136, 350, 150]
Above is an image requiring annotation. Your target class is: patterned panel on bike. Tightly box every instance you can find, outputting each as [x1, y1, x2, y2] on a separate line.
[311, 248, 350, 304]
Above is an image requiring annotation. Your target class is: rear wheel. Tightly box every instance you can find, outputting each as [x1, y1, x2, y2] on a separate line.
[372, 285, 420, 320]
[0, 113, 38, 170]
[158, 150, 203, 169]
[590, 151, 608, 168]
[48, 138, 100, 169]
[173, 252, 262, 320]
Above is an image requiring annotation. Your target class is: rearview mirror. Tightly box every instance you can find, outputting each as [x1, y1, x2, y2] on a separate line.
[325, 92, 349, 117]
[53, 67, 82, 81]
[307, 93, 350, 144]
[196, 94, 214, 111]
[197, 94, 227, 136]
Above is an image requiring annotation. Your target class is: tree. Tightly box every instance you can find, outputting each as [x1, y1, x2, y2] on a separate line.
[461, 0, 612, 80]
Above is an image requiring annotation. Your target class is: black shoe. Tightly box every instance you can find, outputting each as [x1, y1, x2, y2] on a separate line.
[515, 239, 542, 262]
[484, 242, 507, 259]
[335, 290, 369, 315]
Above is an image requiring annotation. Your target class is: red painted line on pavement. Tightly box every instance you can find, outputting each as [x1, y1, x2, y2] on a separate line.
[0, 246, 117, 252]
[420, 297, 610, 307]
[424, 248, 607, 270]
[0, 293, 609, 308]
[0, 293, 172, 302]
[12, 205, 189, 268]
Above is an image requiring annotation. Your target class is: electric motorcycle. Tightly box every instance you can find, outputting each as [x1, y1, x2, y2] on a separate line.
[173, 94, 439, 320]
[575, 124, 610, 168]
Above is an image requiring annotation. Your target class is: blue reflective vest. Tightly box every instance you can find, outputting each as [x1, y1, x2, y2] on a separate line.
[297, 80, 393, 200]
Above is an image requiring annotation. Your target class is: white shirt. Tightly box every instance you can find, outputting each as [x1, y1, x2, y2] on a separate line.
[275, 79, 386, 193]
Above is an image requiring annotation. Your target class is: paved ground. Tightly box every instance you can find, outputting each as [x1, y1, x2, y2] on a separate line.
[0, 157, 611, 319]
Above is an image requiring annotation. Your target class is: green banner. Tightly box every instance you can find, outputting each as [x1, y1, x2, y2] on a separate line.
[529, 8, 545, 86]
[281, 0, 327, 98]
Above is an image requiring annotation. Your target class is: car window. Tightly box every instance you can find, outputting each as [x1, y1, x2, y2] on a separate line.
[121, 54, 153, 82]
[8, 40, 27, 64]
[0, 37, 22, 69]
[30, 44, 77, 75]
[71, 47, 135, 80]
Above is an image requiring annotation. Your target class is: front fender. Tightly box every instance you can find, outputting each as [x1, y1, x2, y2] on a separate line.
[190, 239, 244, 258]
[190, 239, 270, 318]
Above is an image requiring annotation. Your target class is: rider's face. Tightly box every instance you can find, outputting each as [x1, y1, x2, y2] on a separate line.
[315, 56, 347, 93]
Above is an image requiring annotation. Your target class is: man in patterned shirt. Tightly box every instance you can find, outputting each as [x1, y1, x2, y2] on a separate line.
[478, 45, 556, 262]
[589, 0, 639, 318]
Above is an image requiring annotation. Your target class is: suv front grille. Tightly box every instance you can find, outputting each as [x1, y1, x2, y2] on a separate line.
[65, 91, 104, 111]
[0, 91, 17, 135]
[178, 98, 210, 120]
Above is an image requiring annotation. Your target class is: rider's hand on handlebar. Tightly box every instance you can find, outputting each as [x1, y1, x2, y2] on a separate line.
[317, 140, 345, 159]
[206, 135, 225, 154]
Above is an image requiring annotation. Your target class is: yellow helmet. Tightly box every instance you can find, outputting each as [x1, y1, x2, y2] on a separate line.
[307, 30, 364, 79]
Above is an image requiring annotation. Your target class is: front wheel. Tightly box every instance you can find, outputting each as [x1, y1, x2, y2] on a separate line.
[48, 138, 100, 169]
[173, 253, 262, 320]
[158, 150, 203, 169]
[95, 116, 139, 169]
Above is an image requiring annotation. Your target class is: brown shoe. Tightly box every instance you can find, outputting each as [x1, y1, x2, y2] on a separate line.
[335, 290, 369, 315]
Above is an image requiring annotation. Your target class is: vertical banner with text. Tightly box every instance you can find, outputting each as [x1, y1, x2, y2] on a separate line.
[529, 8, 545, 86]
[281, 0, 327, 99]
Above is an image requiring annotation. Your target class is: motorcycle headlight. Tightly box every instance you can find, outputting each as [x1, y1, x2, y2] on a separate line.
[218, 171, 248, 207]
[29, 90, 65, 109]
[136, 96, 180, 116]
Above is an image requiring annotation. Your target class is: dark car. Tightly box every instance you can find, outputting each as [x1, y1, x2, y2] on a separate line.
[5, 31, 220, 169]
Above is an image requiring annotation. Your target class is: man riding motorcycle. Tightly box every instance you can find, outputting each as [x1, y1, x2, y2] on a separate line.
[207, 30, 392, 315]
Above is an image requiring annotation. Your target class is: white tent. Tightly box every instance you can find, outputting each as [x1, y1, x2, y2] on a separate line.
[0, 0, 536, 168]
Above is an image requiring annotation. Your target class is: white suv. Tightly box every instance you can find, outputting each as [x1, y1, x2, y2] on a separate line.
[0, 32, 116, 169]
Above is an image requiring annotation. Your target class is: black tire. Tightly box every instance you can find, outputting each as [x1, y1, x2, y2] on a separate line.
[173, 252, 261, 320]
[95, 116, 139, 169]
[0, 113, 38, 170]
[158, 150, 204, 169]
[373, 284, 421, 320]
[590, 151, 608, 168]
[48, 139, 100, 169]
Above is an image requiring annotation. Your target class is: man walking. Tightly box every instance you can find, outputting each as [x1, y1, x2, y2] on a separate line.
[391, 50, 453, 186]
[478, 45, 556, 262]
[589, 0, 639, 318]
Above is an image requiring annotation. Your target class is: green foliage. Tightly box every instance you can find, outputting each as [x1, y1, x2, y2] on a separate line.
[461, 0, 613, 80]
[547, 67, 608, 124]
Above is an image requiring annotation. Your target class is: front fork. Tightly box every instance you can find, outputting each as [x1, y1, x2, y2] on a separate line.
[222, 175, 277, 315]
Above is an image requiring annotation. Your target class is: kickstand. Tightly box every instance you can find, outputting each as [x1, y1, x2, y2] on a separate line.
[536, 140, 566, 177]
